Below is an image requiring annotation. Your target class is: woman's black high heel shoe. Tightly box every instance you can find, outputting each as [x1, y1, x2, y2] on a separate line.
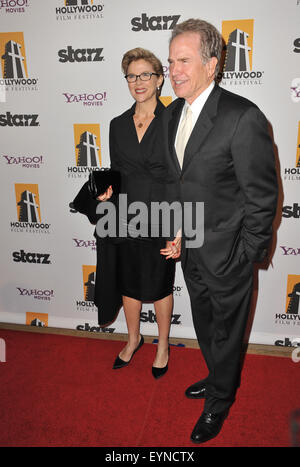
[152, 346, 170, 379]
[113, 335, 144, 369]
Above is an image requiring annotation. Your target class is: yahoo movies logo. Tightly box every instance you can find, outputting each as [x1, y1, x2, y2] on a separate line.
[67, 123, 102, 178]
[73, 238, 96, 251]
[11, 183, 51, 234]
[17, 287, 54, 302]
[0, 0, 29, 14]
[75, 265, 97, 312]
[220, 20, 263, 86]
[291, 78, 300, 103]
[163, 65, 169, 77]
[3, 155, 43, 169]
[280, 246, 300, 257]
[63, 91, 107, 107]
[56, 0, 104, 22]
[0, 32, 38, 95]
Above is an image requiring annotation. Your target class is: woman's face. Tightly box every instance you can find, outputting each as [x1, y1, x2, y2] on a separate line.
[126, 59, 163, 104]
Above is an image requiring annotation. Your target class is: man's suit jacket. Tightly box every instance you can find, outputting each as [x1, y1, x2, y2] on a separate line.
[163, 84, 278, 279]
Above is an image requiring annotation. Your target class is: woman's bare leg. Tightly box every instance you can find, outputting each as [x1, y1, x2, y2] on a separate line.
[153, 293, 173, 367]
[118, 295, 142, 362]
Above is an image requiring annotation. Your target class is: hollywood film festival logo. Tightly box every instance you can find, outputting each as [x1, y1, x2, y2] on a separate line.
[75, 265, 116, 333]
[220, 19, 263, 86]
[275, 275, 300, 326]
[0, 32, 38, 99]
[67, 123, 102, 178]
[275, 276, 300, 362]
[26, 312, 48, 327]
[55, 0, 104, 22]
[283, 122, 300, 182]
[11, 183, 50, 234]
[75, 265, 97, 312]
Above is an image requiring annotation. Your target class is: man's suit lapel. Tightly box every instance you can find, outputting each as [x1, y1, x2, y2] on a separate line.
[182, 112, 214, 172]
[168, 98, 185, 174]
[182, 85, 221, 173]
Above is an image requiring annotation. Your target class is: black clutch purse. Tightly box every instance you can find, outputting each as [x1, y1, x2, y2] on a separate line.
[88, 168, 121, 199]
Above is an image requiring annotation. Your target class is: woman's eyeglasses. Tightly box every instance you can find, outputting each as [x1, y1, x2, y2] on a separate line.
[124, 72, 160, 83]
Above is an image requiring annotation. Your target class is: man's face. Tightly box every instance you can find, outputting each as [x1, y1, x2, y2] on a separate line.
[168, 32, 216, 104]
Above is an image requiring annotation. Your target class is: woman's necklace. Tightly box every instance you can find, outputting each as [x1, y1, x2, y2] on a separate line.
[134, 113, 154, 129]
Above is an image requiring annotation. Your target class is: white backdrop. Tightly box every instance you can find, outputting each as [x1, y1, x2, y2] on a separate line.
[0, 0, 299, 347]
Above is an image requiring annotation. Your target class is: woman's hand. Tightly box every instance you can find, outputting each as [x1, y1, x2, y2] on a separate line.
[160, 234, 181, 260]
[97, 185, 113, 202]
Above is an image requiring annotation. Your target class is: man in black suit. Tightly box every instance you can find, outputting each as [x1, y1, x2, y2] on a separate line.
[164, 19, 278, 443]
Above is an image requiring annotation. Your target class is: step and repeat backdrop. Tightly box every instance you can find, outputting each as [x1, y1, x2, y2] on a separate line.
[0, 0, 299, 347]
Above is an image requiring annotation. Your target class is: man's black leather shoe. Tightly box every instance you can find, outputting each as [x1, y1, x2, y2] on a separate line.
[185, 379, 206, 399]
[190, 410, 229, 444]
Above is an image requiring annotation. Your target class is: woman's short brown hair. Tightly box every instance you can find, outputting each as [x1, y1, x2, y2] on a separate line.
[121, 47, 163, 76]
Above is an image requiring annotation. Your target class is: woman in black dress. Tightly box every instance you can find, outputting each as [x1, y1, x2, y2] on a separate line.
[99, 48, 180, 378]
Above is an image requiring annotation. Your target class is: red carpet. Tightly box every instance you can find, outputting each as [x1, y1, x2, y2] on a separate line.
[0, 329, 298, 447]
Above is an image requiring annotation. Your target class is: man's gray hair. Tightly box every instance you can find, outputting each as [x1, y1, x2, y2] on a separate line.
[170, 18, 223, 76]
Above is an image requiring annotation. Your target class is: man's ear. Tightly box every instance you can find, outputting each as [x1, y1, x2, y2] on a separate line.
[207, 57, 218, 79]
